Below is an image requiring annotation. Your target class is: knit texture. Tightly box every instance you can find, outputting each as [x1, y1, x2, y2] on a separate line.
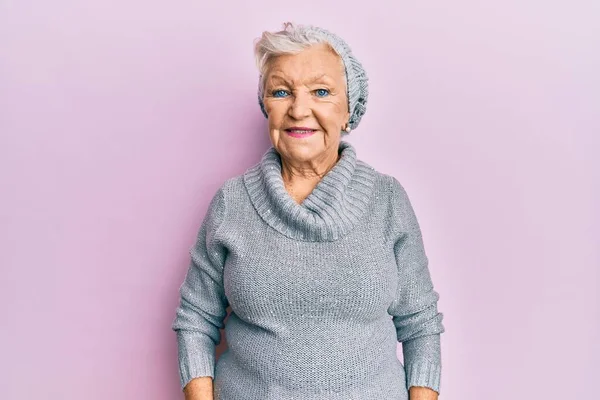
[172, 140, 445, 399]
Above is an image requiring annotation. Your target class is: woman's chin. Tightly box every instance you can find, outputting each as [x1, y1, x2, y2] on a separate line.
[280, 142, 323, 161]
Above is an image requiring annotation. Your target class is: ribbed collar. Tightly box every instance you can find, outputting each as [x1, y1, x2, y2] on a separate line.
[242, 140, 376, 242]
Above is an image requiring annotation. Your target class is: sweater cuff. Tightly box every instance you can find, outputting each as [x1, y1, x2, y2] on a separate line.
[176, 331, 216, 390]
[405, 359, 442, 394]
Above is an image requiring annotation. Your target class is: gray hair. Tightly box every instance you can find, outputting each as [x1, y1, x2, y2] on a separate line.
[253, 22, 369, 134]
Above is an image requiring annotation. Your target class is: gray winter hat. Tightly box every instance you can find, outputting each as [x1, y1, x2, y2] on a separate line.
[255, 23, 369, 134]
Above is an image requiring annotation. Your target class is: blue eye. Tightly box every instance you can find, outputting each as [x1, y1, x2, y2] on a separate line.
[272, 89, 289, 98]
[315, 89, 330, 97]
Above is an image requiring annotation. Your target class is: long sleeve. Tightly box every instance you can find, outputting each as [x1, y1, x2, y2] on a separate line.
[386, 177, 445, 394]
[171, 186, 229, 391]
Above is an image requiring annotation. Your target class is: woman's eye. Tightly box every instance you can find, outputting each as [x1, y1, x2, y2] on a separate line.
[272, 89, 289, 98]
[315, 89, 330, 97]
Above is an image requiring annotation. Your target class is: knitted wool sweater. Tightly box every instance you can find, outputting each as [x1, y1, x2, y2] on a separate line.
[171, 140, 445, 399]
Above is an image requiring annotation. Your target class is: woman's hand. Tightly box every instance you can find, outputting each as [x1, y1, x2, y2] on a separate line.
[409, 386, 439, 400]
[183, 376, 214, 400]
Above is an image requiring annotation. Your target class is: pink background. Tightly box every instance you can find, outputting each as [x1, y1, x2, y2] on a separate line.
[1, 1, 598, 399]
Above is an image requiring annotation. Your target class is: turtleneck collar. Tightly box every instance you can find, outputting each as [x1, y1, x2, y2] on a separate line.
[242, 140, 376, 242]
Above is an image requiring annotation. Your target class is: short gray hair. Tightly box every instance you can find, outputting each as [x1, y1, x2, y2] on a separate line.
[253, 22, 369, 133]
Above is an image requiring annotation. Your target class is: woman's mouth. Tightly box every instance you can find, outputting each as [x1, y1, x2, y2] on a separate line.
[285, 128, 317, 138]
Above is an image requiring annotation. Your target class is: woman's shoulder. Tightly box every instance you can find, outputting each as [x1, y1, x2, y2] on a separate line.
[357, 159, 406, 197]
[210, 173, 246, 204]
[357, 161, 420, 224]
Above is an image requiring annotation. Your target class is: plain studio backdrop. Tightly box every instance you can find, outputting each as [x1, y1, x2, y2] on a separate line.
[0, 1, 598, 399]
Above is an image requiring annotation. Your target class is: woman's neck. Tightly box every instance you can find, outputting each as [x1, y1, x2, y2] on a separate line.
[280, 153, 341, 204]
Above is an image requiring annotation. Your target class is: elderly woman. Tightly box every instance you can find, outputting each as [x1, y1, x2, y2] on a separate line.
[172, 22, 445, 400]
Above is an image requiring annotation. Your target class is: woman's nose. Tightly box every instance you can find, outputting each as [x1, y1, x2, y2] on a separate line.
[287, 92, 312, 120]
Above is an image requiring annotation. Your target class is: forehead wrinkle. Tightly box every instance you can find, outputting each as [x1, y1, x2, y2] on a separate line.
[267, 71, 337, 87]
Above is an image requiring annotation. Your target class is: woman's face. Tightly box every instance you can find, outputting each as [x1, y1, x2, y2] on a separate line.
[262, 43, 350, 165]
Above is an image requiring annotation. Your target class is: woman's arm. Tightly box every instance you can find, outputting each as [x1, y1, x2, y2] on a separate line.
[387, 177, 446, 395]
[184, 376, 214, 400]
[409, 386, 439, 400]
[172, 186, 229, 394]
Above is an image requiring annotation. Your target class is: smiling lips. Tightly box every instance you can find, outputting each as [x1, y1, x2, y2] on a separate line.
[285, 127, 317, 138]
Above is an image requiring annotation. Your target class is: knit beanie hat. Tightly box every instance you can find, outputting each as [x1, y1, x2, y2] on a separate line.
[257, 24, 369, 134]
